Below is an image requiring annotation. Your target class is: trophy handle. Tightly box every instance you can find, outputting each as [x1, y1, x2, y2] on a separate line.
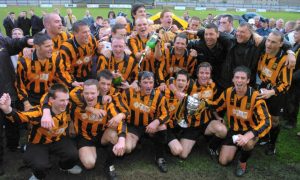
[174, 95, 188, 126]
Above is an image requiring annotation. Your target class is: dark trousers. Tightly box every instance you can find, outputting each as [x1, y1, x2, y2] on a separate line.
[4, 101, 21, 149]
[284, 70, 300, 125]
[23, 137, 79, 179]
[0, 114, 3, 165]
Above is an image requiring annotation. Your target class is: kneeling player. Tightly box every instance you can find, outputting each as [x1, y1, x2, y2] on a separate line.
[72, 79, 127, 180]
[215, 66, 271, 177]
[122, 71, 169, 173]
[166, 65, 227, 159]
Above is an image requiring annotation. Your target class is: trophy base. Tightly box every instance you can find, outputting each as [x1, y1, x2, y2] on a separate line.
[178, 119, 188, 128]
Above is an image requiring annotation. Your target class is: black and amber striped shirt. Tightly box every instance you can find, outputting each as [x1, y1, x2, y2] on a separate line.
[73, 102, 127, 140]
[258, 50, 293, 95]
[187, 80, 218, 101]
[122, 88, 169, 127]
[97, 53, 138, 84]
[51, 31, 73, 55]
[153, 25, 177, 48]
[158, 47, 196, 83]
[69, 86, 129, 117]
[173, 81, 217, 128]
[128, 34, 157, 72]
[59, 35, 97, 81]
[6, 106, 70, 144]
[161, 88, 181, 128]
[214, 87, 271, 138]
[16, 51, 73, 104]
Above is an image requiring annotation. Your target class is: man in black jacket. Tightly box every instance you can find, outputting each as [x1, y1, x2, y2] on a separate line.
[17, 11, 31, 36]
[220, 22, 295, 89]
[0, 34, 32, 175]
[187, 23, 234, 95]
[29, 9, 44, 36]
[3, 12, 18, 37]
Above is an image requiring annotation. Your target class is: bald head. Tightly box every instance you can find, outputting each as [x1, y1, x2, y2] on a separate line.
[43, 13, 63, 36]
[116, 16, 127, 26]
[43, 13, 60, 25]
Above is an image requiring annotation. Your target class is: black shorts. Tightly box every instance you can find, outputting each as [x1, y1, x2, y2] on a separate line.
[77, 133, 103, 149]
[167, 123, 209, 142]
[223, 130, 258, 147]
[167, 126, 182, 143]
[127, 125, 146, 139]
[265, 94, 285, 116]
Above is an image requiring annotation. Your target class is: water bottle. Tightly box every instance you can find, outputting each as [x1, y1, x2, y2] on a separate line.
[112, 70, 123, 87]
[145, 33, 159, 50]
[138, 33, 159, 69]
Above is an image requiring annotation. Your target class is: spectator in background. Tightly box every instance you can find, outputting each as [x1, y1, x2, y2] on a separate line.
[183, 11, 190, 22]
[188, 16, 201, 31]
[284, 21, 296, 45]
[108, 10, 116, 27]
[254, 16, 261, 29]
[219, 14, 236, 35]
[82, 10, 94, 27]
[102, 19, 110, 28]
[273, 18, 284, 32]
[17, 11, 31, 36]
[186, 16, 201, 40]
[284, 25, 300, 130]
[29, 9, 44, 36]
[3, 12, 18, 37]
[256, 18, 271, 37]
[90, 16, 103, 38]
[64, 8, 77, 32]
[116, 16, 131, 34]
[269, 18, 276, 29]
[131, 4, 146, 28]
[53, 8, 65, 27]
[10, 28, 24, 71]
[248, 19, 257, 30]
[206, 13, 214, 24]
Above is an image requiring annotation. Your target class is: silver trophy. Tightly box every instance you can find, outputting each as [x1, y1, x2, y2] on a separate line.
[177, 94, 206, 128]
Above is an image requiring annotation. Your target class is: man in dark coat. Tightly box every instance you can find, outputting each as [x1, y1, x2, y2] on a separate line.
[0, 34, 32, 175]
[17, 11, 31, 36]
[29, 9, 44, 36]
[3, 12, 18, 37]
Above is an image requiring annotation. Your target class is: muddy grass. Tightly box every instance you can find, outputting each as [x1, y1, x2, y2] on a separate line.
[2, 133, 300, 180]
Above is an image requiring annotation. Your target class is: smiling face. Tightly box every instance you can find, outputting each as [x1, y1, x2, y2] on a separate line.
[36, 39, 53, 59]
[204, 28, 219, 48]
[236, 25, 252, 44]
[12, 29, 23, 39]
[232, 71, 249, 93]
[135, 17, 149, 37]
[83, 84, 99, 107]
[49, 92, 69, 114]
[197, 67, 211, 86]
[74, 25, 90, 45]
[111, 38, 126, 58]
[174, 37, 187, 54]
